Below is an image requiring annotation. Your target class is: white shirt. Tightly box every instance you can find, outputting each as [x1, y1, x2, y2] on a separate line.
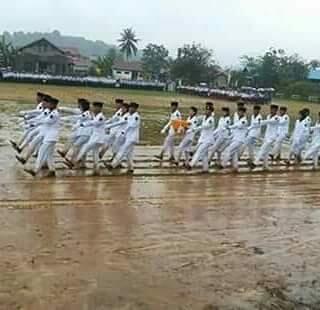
[162, 110, 182, 136]
[110, 109, 123, 135]
[248, 114, 262, 138]
[261, 114, 280, 141]
[311, 122, 320, 144]
[184, 115, 200, 139]
[77, 111, 93, 137]
[123, 112, 141, 143]
[229, 117, 248, 141]
[41, 109, 60, 143]
[213, 116, 231, 139]
[84, 112, 106, 144]
[277, 114, 290, 136]
[198, 114, 215, 143]
[292, 118, 310, 142]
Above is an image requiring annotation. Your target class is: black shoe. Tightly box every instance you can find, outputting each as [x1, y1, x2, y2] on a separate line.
[154, 155, 163, 161]
[269, 154, 274, 161]
[57, 150, 66, 158]
[16, 155, 26, 165]
[10, 140, 22, 153]
[63, 158, 74, 169]
[249, 162, 257, 170]
[24, 168, 36, 177]
[47, 171, 56, 177]
[127, 169, 134, 175]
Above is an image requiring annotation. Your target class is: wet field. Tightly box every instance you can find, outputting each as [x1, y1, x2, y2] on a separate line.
[1, 143, 320, 309]
[1, 84, 320, 309]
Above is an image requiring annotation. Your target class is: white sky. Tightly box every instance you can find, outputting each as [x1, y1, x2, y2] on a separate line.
[2, 0, 320, 66]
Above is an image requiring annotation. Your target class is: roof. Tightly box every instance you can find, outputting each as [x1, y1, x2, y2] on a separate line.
[112, 60, 143, 72]
[308, 69, 320, 80]
[18, 38, 66, 55]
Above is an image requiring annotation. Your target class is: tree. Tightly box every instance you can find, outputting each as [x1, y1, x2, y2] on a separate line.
[0, 35, 16, 68]
[240, 48, 309, 88]
[142, 44, 169, 80]
[118, 28, 139, 60]
[92, 48, 120, 76]
[171, 43, 217, 85]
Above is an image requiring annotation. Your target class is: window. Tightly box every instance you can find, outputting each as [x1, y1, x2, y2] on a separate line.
[116, 71, 122, 74]
[124, 71, 130, 74]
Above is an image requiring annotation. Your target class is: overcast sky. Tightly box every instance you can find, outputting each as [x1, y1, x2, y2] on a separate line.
[2, 0, 320, 66]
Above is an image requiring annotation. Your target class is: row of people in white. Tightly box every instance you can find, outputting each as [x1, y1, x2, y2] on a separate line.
[158, 102, 319, 171]
[13, 93, 140, 176]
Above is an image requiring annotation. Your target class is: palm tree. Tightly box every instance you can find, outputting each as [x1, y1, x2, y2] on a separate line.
[118, 28, 139, 60]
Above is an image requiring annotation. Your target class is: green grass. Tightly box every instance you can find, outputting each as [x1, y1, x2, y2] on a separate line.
[1, 82, 320, 145]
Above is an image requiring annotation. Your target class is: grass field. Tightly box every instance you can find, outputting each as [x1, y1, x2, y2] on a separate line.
[1, 81, 320, 144]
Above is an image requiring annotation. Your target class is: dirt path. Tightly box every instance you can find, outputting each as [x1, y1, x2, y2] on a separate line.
[1, 144, 320, 309]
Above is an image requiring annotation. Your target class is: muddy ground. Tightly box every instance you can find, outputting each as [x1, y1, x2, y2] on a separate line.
[1, 142, 320, 310]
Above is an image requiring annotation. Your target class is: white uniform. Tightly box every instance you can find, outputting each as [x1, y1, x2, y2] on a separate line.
[288, 118, 310, 159]
[208, 116, 231, 161]
[254, 114, 280, 168]
[112, 112, 130, 155]
[222, 117, 248, 168]
[68, 110, 93, 161]
[271, 114, 290, 158]
[35, 109, 60, 173]
[160, 110, 182, 158]
[303, 122, 320, 168]
[104, 109, 122, 148]
[243, 114, 262, 161]
[190, 114, 215, 171]
[112, 112, 141, 170]
[175, 116, 199, 163]
[77, 112, 106, 171]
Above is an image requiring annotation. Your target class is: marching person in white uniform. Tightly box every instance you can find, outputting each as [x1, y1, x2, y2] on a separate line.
[99, 98, 124, 160]
[286, 109, 310, 165]
[156, 101, 181, 161]
[208, 107, 232, 165]
[71, 102, 106, 174]
[242, 105, 262, 164]
[175, 106, 199, 166]
[58, 98, 92, 162]
[24, 97, 60, 177]
[110, 102, 141, 173]
[270, 106, 290, 161]
[222, 107, 248, 170]
[188, 103, 215, 172]
[252, 105, 280, 170]
[303, 112, 320, 169]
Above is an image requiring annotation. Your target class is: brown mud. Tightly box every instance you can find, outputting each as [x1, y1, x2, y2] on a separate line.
[1, 143, 320, 310]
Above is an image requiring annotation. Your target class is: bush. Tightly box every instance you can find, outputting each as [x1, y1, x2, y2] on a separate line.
[282, 81, 320, 99]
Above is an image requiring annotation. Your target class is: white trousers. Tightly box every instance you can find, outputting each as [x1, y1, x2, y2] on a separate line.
[35, 142, 56, 173]
[208, 135, 229, 162]
[25, 134, 44, 161]
[190, 141, 211, 171]
[222, 140, 243, 168]
[112, 134, 126, 155]
[77, 140, 103, 170]
[289, 136, 308, 159]
[161, 134, 175, 158]
[112, 140, 136, 169]
[176, 135, 193, 162]
[255, 138, 276, 168]
[271, 134, 287, 158]
[303, 142, 320, 167]
[20, 127, 40, 149]
[243, 136, 258, 162]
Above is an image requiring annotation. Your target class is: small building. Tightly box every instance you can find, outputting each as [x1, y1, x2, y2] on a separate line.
[14, 38, 90, 76]
[213, 72, 229, 88]
[112, 60, 143, 80]
[308, 69, 320, 82]
[62, 47, 91, 76]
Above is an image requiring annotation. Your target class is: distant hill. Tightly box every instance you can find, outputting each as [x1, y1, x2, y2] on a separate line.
[2, 30, 116, 58]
